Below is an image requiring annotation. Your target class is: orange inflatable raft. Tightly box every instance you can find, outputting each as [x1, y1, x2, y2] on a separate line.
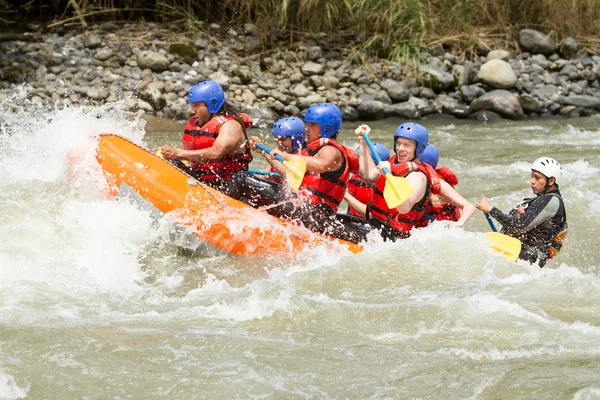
[95, 134, 363, 257]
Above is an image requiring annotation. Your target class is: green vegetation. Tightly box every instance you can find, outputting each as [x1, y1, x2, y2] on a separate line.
[4, 0, 600, 61]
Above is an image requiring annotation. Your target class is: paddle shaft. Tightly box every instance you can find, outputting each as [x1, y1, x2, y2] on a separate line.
[361, 134, 388, 174]
[255, 143, 285, 163]
[485, 213, 498, 232]
[248, 169, 280, 177]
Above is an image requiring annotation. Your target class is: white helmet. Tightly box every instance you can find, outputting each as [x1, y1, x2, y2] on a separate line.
[531, 157, 561, 183]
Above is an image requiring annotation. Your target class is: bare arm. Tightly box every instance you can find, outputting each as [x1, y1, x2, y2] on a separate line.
[438, 180, 476, 227]
[394, 172, 427, 214]
[161, 120, 245, 162]
[343, 191, 367, 218]
[272, 145, 342, 174]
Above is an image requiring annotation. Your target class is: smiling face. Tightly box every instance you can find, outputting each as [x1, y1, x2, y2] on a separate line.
[190, 102, 211, 126]
[531, 170, 553, 194]
[394, 137, 418, 163]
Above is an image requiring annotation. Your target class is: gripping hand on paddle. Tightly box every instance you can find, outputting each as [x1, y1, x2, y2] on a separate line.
[377, 161, 391, 174]
[354, 124, 371, 141]
[160, 145, 181, 161]
[476, 198, 494, 213]
[249, 136, 266, 154]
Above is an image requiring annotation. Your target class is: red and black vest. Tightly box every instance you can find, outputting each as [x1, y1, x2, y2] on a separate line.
[415, 166, 461, 227]
[346, 173, 375, 218]
[181, 113, 253, 182]
[298, 138, 352, 212]
[369, 161, 440, 235]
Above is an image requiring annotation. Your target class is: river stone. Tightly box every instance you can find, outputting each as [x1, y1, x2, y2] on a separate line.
[382, 80, 410, 103]
[420, 65, 456, 92]
[452, 64, 470, 87]
[478, 59, 517, 89]
[357, 100, 387, 120]
[519, 29, 556, 55]
[137, 51, 169, 72]
[297, 93, 324, 109]
[560, 36, 580, 59]
[470, 90, 525, 119]
[519, 95, 542, 113]
[386, 102, 419, 119]
[289, 83, 310, 97]
[487, 50, 511, 61]
[322, 74, 340, 89]
[169, 42, 198, 62]
[83, 34, 102, 49]
[301, 62, 324, 76]
[87, 87, 109, 100]
[374, 90, 392, 104]
[341, 105, 359, 121]
[95, 49, 113, 61]
[136, 85, 166, 110]
[562, 95, 600, 108]
[476, 40, 491, 55]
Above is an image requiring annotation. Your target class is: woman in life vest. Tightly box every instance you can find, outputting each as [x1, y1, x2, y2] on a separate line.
[223, 103, 369, 244]
[355, 123, 474, 241]
[415, 144, 475, 227]
[344, 142, 390, 219]
[160, 80, 253, 189]
[476, 157, 568, 267]
[251, 117, 306, 184]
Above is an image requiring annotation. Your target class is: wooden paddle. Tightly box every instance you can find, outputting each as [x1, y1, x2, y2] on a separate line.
[362, 133, 414, 209]
[483, 212, 522, 261]
[255, 143, 306, 190]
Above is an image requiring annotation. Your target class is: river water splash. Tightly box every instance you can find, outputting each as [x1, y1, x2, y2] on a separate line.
[1, 92, 600, 399]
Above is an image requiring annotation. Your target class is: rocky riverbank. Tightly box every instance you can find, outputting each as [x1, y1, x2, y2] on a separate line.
[2, 22, 600, 125]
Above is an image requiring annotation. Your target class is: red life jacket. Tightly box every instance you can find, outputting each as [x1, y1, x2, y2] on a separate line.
[415, 166, 461, 227]
[436, 167, 459, 186]
[369, 161, 440, 235]
[181, 113, 253, 182]
[298, 138, 352, 212]
[346, 173, 375, 218]
[346, 148, 360, 174]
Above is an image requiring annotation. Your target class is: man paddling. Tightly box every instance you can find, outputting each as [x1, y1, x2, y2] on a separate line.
[476, 157, 568, 267]
[160, 80, 253, 189]
[223, 103, 369, 243]
[355, 123, 474, 241]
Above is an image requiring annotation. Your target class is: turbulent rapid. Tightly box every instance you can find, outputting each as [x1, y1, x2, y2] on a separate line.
[1, 91, 600, 399]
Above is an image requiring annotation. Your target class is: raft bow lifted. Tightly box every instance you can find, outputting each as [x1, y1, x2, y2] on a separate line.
[95, 134, 363, 257]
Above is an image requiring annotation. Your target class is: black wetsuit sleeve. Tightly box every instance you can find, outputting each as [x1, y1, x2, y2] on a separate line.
[489, 195, 561, 236]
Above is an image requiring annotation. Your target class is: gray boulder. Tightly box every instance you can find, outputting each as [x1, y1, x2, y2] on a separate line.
[470, 90, 525, 120]
[519, 29, 556, 55]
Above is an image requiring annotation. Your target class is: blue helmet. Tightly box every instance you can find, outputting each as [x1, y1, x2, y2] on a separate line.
[304, 103, 342, 139]
[355, 142, 391, 164]
[394, 122, 429, 158]
[272, 117, 306, 150]
[187, 80, 225, 113]
[420, 144, 439, 169]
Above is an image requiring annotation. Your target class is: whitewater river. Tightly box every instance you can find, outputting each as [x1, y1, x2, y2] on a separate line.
[1, 95, 600, 399]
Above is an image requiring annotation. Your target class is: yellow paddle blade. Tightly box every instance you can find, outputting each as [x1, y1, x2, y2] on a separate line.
[382, 173, 414, 209]
[485, 232, 522, 262]
[155, 149, 189, 166]
[282, 158, 307, 190]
